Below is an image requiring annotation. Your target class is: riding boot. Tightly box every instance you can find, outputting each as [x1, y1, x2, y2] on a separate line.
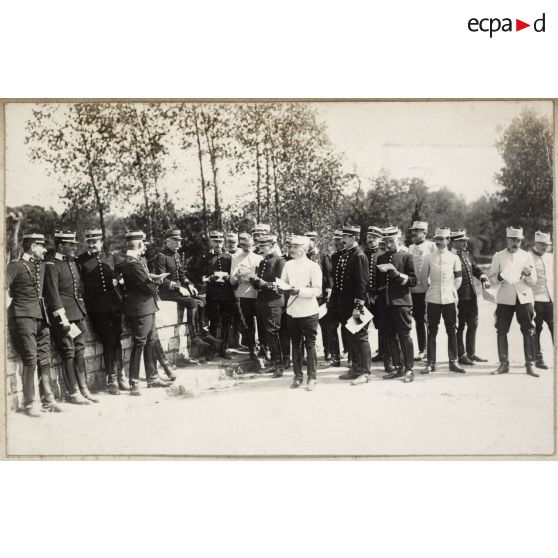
[523, 332, 536, 365]
[75, 356, 99, 403]
[21, 364, 37, 411]
[37, 362, 61, 411]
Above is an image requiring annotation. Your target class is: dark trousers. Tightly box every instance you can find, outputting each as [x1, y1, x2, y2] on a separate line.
[256, 305, 283, 364]
[456, 298, 479, 358]
[495, 300, 536, 364]
[127, 313, 158, 384]
[239, 297, 257, 350]
[378, 304, 415, 371]
[288, 314, 319, 380]
[319, 314, 330, 356]
[206, 297, 235, 349]
[534, 301, 554, 360]
[348, 322, 372, 375]
[426, 303, 458, 363]
[9, 317, 53, 407]
[280, 309, 291, 360]
[411, 292, 427, 352]
[88, 311, 123, 378]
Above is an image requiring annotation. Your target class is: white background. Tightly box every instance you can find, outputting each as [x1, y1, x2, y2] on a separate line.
[1, 1, 556, 557]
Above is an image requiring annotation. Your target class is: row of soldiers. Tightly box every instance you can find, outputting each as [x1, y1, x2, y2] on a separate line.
[7, 220, 554, 415]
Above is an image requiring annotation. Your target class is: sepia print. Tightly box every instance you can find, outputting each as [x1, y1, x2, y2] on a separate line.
[1, 99, 555, 458]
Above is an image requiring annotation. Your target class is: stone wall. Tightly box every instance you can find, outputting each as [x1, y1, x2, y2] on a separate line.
[5, 301, 191, 411]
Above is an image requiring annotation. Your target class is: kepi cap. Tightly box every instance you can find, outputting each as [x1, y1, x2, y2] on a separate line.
[506, 226, 524, 239]
[342, 225, 360, 236]
[84, 229, 103, 241]
[165, 228, 182, 240]
[209, 231, 224, 241]
[450, 230, 469, 241]
[291, 235, 309, 247]
[433, 227, 451, 239]
[125, 230, 145, 242]
[367, 226, 383, 238]
[22, 232, 45, 244]
[382, 226, 399, 239]
[411, 221, 429, 231]
[54, 230, 78, 244]
[535, 231, 551, 244]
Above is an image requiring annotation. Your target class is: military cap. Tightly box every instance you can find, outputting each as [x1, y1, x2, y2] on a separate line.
[285, 233, 294, 246]
[411, 221, 429, 231]
[209, 231, 225, 240]
[22, 232, 45, 244]
[304, 231, 318, 239]
[125, 230, 145, 242]
[291, 235, 310, 247]
[450, 230, 469, 241]
[84, 229, 103, 241]
[258, 234, 273, 245]
[342, 225, 361, 236]
[382, 226, 399, 239]
[535, 231, 551, 244]
[333, 230, 343, 239]
[433, 227, 452, 239]
[367, 226, 383, 238]
[54, 230, 78, 244]
[506, 226, 524, 239]
[225, 232, 239, 241]
[165, 228, 182, 240]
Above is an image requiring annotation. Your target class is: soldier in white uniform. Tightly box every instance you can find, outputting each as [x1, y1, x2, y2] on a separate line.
[530, 231, 553, 370]
[407, 221, 437, 360]
[488, 226, 538, 377]
[419, 227, 465, 374]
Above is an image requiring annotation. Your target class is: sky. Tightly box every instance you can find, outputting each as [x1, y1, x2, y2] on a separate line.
[5, 100, 554, 213]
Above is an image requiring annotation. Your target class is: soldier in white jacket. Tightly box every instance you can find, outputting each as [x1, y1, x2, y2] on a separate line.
[530, 231, 553, 369]
[419, 227, 465, 374]
[488, 227, 538, 377]
[408, 221, 437, 360]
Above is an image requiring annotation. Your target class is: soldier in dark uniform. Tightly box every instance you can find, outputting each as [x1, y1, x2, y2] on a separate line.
[305, 231, 333, 360]
[119, 230, 172, 395]
[371, 226, 417, 384]
[225, 232, 243, 349]
[44, 230, 98, 404]
[450, 230, 489, 365]
[77, 229, 127, 395]
[327, 229, 347, 366]
[251, 234, 286, 376]
[364, 225, 394, 370]
[202, 231, 235, 359]
[328, 225, 370, 380]
[7, 233, 61, 416]
[153, 229, 206, 351]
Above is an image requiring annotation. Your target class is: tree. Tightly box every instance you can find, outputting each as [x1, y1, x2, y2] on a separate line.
[493, 109, 553, 244]
[25, 103, 121, 244]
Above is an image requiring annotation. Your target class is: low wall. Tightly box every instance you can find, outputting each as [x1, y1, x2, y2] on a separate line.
[5, 301, 192, 411]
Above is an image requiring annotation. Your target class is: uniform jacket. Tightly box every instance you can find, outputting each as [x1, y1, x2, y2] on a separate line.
[77, 251, 123, 313]
[489, 248, 537, 305]
[531, 250, 554, 303]
[420, 249, 462, 305]
[364, 247, 381, 298]
[376, 249, 417, 306]
[330, 244, 369, 309]
[203, 251, 234, 301]
[251, 253, 286, 308]
[230, 250, 263, 299]
[153, 247, 194, 295]
[451, 248, 486, 301]
[408, 240, 437, 294]
[120, 254, 159, 317]
[44, 253, 87, 321]
[306, 249, 333, 299]
[6, 254, 46, 320]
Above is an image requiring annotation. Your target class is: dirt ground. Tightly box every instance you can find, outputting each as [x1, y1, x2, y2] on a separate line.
[6, 297, 555, 457]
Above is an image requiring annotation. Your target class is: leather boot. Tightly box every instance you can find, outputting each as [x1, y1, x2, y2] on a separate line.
[118, 373, 130, 391]
[75, 357, 99, 403]
[497, 333, 509, 366]
[449, 360, 466, 373]
[107, 374, 120, 395]
[427, 332, 436, 370]
[37, 363, 62, 412]
[523, 333, 536, 366]
[60, 358, 79, 399]
[21, 364, 37, 411]
[526, 363, 540, 377]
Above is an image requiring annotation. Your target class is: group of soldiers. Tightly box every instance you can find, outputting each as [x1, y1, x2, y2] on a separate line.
[7, 219, 554, 416]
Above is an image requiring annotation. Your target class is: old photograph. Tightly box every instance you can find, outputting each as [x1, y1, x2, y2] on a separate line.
[2, 100, 555, 457]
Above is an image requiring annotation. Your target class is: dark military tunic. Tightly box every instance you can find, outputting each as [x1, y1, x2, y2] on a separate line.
[7, 255, 51, 367]
[153, 247, 196, 297]
[77, 251, 124, 378]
